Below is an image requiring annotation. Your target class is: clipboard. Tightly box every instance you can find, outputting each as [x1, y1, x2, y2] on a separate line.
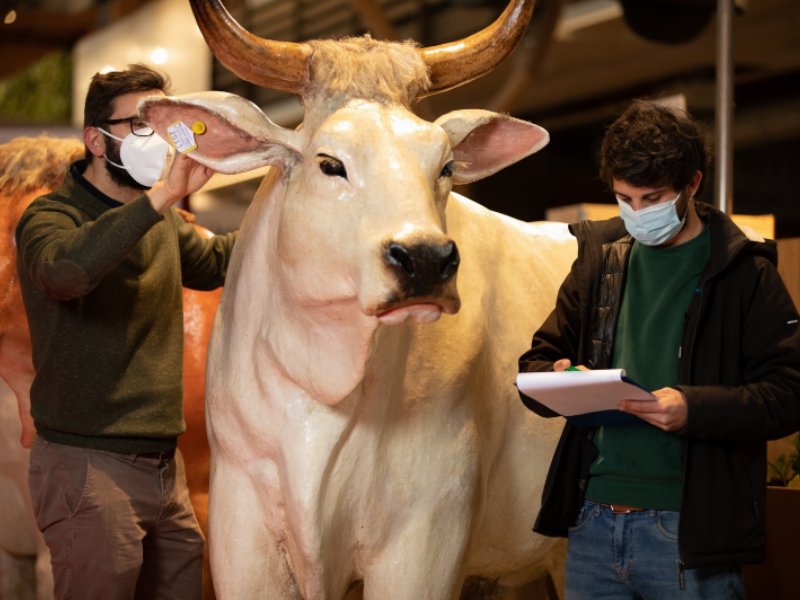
[516, 368, 655, 426]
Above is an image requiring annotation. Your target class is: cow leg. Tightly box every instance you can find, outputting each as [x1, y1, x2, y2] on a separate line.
[208, 460, 299, 599]
[0, 549, 37, 600]
[34, 545, 54, 600]
[0, 364, 36, 449]
[361, 519, 471, 600]
[14, 391, 35, 450]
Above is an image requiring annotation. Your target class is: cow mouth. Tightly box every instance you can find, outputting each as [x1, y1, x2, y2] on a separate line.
[373, 297, 460, 325]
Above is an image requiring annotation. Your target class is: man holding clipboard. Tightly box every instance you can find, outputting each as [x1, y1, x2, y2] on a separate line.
[518, 100, 800, 599]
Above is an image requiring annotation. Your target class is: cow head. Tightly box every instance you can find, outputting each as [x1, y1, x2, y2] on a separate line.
[142, 93, 547, 328]
[141, 0, 545, 327]
[140, 1, 545, 402]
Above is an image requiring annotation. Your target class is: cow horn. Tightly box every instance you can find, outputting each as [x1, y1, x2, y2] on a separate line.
[189, 0, 312, 95]
[420, 0, 536, 96]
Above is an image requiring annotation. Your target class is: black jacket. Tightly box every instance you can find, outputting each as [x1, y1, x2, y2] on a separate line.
[519, 202, 800, 568]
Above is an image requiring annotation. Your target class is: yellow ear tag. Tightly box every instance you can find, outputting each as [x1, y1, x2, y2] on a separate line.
[191, 120, 206, 135]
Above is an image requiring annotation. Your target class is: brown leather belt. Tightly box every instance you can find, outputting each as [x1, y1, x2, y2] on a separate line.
[599, 503, 646, 514]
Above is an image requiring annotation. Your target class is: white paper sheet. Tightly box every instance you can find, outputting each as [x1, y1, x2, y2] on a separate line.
[516, 368, 655, 416]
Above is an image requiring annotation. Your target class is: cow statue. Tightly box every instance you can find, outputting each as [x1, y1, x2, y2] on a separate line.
[0, 136, 221, 599]
[140, 0, 578, 598]
[0, 136, 84, 600]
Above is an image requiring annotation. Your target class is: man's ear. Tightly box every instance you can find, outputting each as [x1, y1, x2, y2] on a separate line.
[83, 127, 105, 158]
[689, 169, 703, 197]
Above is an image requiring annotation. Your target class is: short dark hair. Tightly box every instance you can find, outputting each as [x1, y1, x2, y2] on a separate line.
[599, 100, 711, 196]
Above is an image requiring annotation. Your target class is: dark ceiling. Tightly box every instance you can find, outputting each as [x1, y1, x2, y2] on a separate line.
[0, 0, 159, 81]
[3, 0, 798, 136]
[2, 0, 799, 234]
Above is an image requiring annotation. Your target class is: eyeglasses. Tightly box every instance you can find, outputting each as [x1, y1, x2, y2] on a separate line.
[102, 116, 154, 137]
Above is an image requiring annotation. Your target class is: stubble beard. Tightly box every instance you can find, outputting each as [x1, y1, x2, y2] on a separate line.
[104, 136, 149, 191]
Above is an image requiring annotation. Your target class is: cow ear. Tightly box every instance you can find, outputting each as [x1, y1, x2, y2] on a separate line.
[434, 109, 549, 185]
[139, 91, 302, 175]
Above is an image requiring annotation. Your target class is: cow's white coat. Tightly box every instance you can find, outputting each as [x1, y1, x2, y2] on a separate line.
[142, 90, 576, 599]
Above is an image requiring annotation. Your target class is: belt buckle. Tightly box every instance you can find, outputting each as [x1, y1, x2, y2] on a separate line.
[608, 503, 642, 514]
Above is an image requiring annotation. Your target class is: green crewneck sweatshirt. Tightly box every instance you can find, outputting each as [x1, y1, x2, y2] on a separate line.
[586, 227, 710, 510]
[15, 161, 236, 453]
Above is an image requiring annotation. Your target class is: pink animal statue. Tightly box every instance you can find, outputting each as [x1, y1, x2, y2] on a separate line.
[140, 0, 578, 598]
[0, 378, 48, 600]
[0, 135, 220, 599]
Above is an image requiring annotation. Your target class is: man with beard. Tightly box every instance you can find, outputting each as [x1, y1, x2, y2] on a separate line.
[15, 64, 236, 599]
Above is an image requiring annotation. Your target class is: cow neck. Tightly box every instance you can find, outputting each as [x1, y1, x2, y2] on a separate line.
[266, 281, 379, 407]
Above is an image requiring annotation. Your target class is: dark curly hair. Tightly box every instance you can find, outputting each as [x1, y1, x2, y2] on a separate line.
[599, 100, 711, 196]
[83, 63, 171, 160]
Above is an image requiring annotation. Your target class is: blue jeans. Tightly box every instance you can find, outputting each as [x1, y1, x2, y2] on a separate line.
[566, 501, 745, 599]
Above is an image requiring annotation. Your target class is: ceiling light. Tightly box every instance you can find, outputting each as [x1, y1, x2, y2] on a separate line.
[150, 47, 169, 65]
[4, 9, 17, 25]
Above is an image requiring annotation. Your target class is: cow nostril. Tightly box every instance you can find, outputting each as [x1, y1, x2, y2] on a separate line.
[386, 240, 459, 286]
[440, 242, 459, 281]
[386, 242, 415, 277]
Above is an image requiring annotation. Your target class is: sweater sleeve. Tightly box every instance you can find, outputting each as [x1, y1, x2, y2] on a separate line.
[173, 213, 238, 291]
[16, 194, 162, 301]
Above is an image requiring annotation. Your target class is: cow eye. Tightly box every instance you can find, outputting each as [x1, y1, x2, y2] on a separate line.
[440, 161, 454, 179]
[318, 155, 347, 179]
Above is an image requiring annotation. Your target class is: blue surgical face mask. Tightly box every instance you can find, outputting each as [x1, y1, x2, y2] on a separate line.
[617, 191, 686, 246]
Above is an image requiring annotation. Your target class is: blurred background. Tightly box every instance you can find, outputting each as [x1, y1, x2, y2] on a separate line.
[1, 0, 798, 236]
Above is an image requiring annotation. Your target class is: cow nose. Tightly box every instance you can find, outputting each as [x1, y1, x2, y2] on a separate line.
[385, 240, 460, 284]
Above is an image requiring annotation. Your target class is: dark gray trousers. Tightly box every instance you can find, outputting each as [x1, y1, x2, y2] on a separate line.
[28, 437, 204, 600]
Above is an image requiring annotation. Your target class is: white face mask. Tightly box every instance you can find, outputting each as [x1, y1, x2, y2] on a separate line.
[98, 127, 170, 188]
[617, 191, 686, 246]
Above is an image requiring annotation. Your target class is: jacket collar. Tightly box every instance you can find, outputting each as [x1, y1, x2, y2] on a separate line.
[695, 201, 778, 278]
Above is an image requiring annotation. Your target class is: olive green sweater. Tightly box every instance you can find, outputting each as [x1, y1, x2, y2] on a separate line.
[15, 161, 236, 453]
